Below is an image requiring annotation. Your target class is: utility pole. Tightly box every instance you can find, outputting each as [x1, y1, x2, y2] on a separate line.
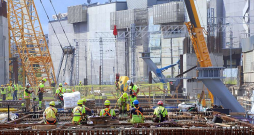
[130, 24, 136, 82]
[100, 37, 103, 85]
[230, 28, 233, 83]
[171, 38, 173, 78]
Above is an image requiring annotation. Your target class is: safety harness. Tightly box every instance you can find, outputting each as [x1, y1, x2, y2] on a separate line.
[72, 106, 83, 124]
[134, 107, 143, 117]
[103, 108, 111, 116]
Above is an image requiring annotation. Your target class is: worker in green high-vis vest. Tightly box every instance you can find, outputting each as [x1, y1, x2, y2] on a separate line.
[1, 85, 6, 101]
[127, 80, 140, 108]
[38, 78, 46, 110]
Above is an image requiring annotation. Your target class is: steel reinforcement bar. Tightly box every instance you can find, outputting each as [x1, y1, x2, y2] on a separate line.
[0, 128, 254, 135]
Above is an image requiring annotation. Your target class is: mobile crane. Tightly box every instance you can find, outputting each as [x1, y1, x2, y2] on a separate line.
[184, 0, 244, 112]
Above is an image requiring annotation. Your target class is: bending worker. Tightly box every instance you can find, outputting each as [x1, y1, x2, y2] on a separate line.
[127, 80, 140, 108]
[38, 78, 46, 110]
[1, 85, 6, 101]
[55, 83, 65, 105]
[153, 101, 168, 123]
[82, 98, 91, 113]
[24, 83, 34, 111]
[117, 92, 129, 116]
[130, 100, 144, 124]
[43, 101, 57, 125]
[100, 100, 116, 118]
[72, 100, 86, 125]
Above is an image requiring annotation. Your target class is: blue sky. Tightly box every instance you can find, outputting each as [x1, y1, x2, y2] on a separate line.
[34, 0, 114, 34]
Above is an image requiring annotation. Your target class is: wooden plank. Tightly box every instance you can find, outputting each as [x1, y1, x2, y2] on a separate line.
[32, 125, 56, 130]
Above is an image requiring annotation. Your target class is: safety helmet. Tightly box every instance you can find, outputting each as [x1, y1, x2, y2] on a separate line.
[1, 85, 3, 87]
[157, 101, 163, 105]
[42, 78, 47, 82]
[59, 83, 62, 87]
[64, 82, 67, 85]
[104, 100, 110, 105]
[79, 81, 82, 83]
[123, 93, 128, 98]
[77, 100, 83, 105]
[49, 101, 55, 106]
[26, 83, 31, 87]
[82, 98, 86, 102]
[133, 100, 139, 105]
[7, 84, 9, 86]
[127, 80, 132, 85]
[21, 103, 25, 106]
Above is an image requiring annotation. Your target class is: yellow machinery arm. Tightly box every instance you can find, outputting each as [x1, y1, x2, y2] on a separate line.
[184, 0, 214, 105]
[8, 0, 56, 87]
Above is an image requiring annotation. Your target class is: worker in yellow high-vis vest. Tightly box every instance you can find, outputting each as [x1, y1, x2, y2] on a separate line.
[38, 78, 46, 110]
[1, 85, 6, 101]
[44, 101, 58, 125]
[24, 83, 34, 111]
[127, 80, 140, 108]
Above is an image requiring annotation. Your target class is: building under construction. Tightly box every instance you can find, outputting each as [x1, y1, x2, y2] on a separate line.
[0, 0, 254, 134]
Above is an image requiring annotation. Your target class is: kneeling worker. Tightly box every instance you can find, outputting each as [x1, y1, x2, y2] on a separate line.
[44, 101, 58, 125]
[130, 100, 144, 124]
[72, 100, 86, 125]
[153, 101, 168, 123]
[100, 100, 116, 118]
[117, 92, 129, 116]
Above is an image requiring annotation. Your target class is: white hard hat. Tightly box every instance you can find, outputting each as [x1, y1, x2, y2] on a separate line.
[26, 83, 31, 87]
[127, 80, 132, 85]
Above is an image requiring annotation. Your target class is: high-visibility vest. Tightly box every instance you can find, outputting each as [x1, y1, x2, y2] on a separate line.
[154, 106, 167, 118]
[1, 88, 6, 94]
[24, 88, 31, 99]
[100, 108, 115, 116]
[14, 84, 17, 91]
[129, 85, 138, 96]
[44, 107, 57, 119]
[56, 87, 65, 96]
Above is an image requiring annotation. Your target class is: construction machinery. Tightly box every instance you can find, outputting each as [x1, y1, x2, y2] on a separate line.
[8, 0, 56, 87]
[184, 0, 244, 112]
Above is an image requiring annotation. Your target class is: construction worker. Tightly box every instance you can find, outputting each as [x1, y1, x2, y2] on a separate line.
[79, 81, 82, 86]
[115, 73, 120, 97]
[43, 101, 58, 125]
[153, 101, 168, 123]
[38, 78, 46, 110]
[117, 92, 129, 117]
[130, 100, 144, 124]
[82, 98, 91, 112]
[24, 83, 34, 111]
[1, 85, 6, 101]
[127, 80, 140, 108]
[100, 100, 116, 118]
[72, 100, 86, 125]
[13, 83, 18, 100]
[7, 84, 11, 98]
[55, 83, 65, 105]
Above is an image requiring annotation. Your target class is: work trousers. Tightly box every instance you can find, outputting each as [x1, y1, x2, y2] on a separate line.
[25, 98, 30, 111]
[2, 94, 6, 101]
[13, 90, 17, 100]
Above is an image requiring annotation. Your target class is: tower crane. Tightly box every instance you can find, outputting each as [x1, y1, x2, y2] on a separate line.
[8, 0, 56, 87]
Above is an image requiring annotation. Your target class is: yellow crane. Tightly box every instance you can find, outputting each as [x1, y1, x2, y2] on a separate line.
[184, 0, 214, 106]
[8, 0, 56, 87]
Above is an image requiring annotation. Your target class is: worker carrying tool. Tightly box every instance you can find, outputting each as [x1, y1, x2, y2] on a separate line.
[127, 80, 140, 108]
[43, 101, 58, 125]
[38, 78, 46, 110]
[72, 100, 86, 125]
[1, 85, 6, 101]
[100, 100, 116, 118]
[117, 92, 129, 117]
[55, 83, 65, 106]
[24, 83, 34, 112]
[13, 83, 18, 100]
[153, 101, 168, 123]
[130, 100, 144, 124]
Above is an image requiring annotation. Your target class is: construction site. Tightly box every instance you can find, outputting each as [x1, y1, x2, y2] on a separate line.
[0, 0, 254, 134]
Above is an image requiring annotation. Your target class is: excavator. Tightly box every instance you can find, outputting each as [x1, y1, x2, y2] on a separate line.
[184, 0, 244, 112]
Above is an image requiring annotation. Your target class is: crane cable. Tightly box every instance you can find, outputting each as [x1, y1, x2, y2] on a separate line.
[49, 0, 72, 47]
[39, 0, 64, 51]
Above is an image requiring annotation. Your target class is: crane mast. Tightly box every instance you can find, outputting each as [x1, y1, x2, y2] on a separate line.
[184, 0, 214, 105]
[8, 0, 56, 87]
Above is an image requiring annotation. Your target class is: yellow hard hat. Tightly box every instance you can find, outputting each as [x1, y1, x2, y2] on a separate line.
[82, 98, 86, 102]
[59, 83, 62, 87]
[104, 100, 110, 105]
[49, 101, 55, 106]
[79, 81, 82, 83]
[77, 100, 83, 105]
[7, 84, 9, 86]
[123, 93, 128, 98]
[1, 85, 3, 87]
[42, 78, 47, 82]
[21, 103, 25, 106]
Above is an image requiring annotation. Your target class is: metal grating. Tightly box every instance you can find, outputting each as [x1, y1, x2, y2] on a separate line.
[153, 2, 185, 24]
[68, 5, 87, 24]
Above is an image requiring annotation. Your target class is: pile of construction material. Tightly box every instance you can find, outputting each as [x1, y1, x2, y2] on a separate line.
[63, 92, 80, 109]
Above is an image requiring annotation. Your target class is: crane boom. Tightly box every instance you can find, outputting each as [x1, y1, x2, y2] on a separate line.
[184, 0, 214, 105]
[8, 0, 56, 87]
